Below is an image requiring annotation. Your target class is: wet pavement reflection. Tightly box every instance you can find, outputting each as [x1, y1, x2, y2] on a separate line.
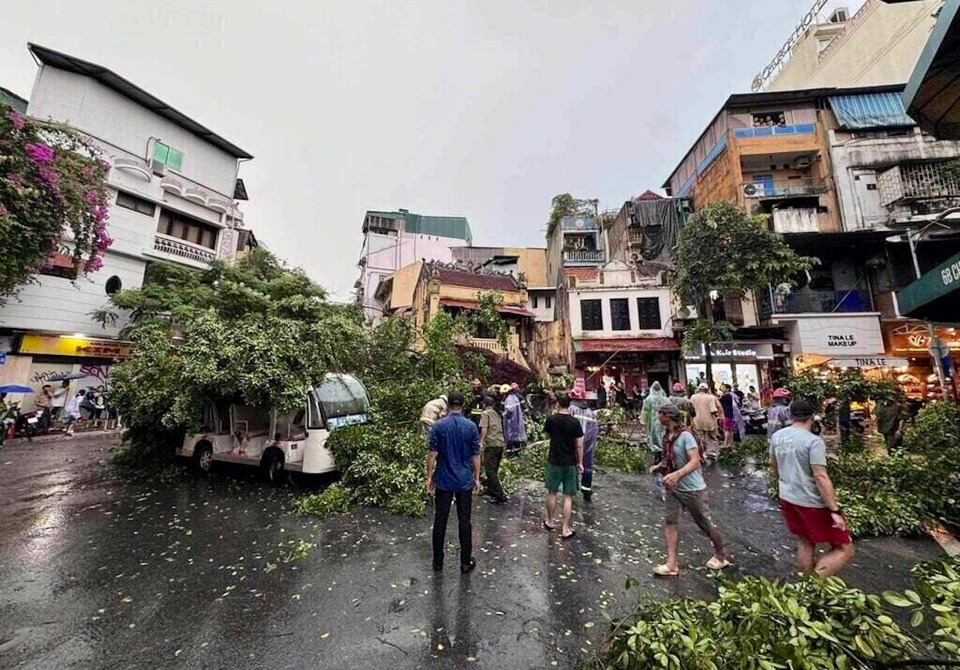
[0, 435, 946, 669]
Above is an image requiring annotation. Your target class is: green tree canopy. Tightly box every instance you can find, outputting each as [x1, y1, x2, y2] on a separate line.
[106, 249, 367, 450]
[673, 202, 814, 308]
[546, 193, 597, 237]
[673, 202, 815, 383]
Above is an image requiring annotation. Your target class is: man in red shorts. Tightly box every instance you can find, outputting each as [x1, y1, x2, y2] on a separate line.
[769, 399, 853, 577]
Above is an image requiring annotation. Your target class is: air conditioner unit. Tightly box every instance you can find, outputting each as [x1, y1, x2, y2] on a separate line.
[150, 159, 166, 177]
[743, 183, 760, 198]
[794, 156, 811, 169]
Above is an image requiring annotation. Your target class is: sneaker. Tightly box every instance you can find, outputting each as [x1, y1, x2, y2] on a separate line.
[460, 558, 477, 574]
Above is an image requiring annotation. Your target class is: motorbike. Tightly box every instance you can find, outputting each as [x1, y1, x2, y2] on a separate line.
[14, 409, 42, 441]
[744, 407, 768, 435]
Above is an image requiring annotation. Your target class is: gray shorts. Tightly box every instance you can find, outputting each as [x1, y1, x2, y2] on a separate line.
[665, 489, 715, 533]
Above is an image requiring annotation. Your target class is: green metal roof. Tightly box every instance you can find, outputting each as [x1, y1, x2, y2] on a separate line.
[405, 213, 471, 243]
[365, 209, 472, 243]
[0, 86, 28, 113]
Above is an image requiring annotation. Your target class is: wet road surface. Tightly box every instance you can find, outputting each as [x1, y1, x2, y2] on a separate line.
[0, 435, 946, 669]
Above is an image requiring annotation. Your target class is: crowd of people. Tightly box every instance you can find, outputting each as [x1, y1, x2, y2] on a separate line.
[0, 382, 117, 442]
[422, 378, 853, 579]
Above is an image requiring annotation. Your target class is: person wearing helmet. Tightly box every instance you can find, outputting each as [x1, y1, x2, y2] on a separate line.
[668, 382, 694, 427]
[503, 383, 527, 456]
[767, 387, 792, 438]
[468, 379, 485, 426]
[568, 388, 599, 501]
[420, 394, 449, 443]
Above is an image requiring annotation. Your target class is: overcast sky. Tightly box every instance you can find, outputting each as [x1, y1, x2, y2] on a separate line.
[1, 0, 862, 300]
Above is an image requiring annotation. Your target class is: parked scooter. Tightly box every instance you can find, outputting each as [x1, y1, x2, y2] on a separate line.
[744, 407, 768, 435]
[15, 409, 41, 442]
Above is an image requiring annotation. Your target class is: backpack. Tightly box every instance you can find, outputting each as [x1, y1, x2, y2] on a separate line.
[662, 428, 706, 473]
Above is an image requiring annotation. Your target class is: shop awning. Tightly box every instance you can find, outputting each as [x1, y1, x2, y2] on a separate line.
[574, 338, 680, 354]
[828, 92, 914, 130]
[902, 0, 960, 138]
[896, 250, 960, 321]
[439, 298, 535, 318]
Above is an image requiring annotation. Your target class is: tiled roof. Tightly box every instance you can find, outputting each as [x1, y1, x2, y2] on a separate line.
[633, 190, 664, 201]
[435, 267, 519, 291]
[564, 267, 599, 281]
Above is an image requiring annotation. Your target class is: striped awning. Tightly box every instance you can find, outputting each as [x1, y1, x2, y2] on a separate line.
[828, 92, 915, 130]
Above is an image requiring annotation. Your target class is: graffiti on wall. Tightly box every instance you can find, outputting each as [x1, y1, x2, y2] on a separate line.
[31, 368, 72, 384]
[80, 364, 111, 385]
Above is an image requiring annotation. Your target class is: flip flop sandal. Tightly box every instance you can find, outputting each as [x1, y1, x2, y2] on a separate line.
[542, 521, 556, 532]
[705, 557, 731, 570]
[561, 530, 576, 540]
[652, 564, 680, 577]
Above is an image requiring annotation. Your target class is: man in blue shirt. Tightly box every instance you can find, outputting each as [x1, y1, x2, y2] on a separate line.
[426, 392, 481, 573]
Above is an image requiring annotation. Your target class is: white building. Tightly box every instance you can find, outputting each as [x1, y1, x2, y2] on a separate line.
[760, 0, 941, 92]
[0, 43, 253, 405]
[356, 209, 472, 319]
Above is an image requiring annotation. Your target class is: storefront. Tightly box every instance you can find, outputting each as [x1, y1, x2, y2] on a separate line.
[0, 333, 133, 412]
[884, 322, 959, 401]
[780, 314, 885, 370]
[573, 337, 681, 399]
[683, 343, 776, 392]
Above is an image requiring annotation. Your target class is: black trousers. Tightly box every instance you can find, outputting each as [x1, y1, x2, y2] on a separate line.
[483, 447, 505, 499]
[432, 488, 473, 567]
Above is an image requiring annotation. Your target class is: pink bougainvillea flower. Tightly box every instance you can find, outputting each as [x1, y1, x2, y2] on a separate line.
[6, 109, 25, 131]
[38, 165, 60, 187]
[25, 142, 55, 164]
[85, 255, 104, 273]
[96, 232, 114, 251]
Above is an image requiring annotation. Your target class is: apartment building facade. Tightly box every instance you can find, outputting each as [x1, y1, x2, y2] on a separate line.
[0, 44, 253, 403]
[759, 0, 941, 92]
[356, 209, 472, 319]
[663, 83, 960, 397]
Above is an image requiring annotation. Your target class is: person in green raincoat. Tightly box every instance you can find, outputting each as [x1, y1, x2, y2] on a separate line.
[641, 382, 671, 460]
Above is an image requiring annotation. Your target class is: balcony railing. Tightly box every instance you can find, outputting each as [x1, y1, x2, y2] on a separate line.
[761, 289, 872, 317]
[877, 162, 960, 206]
[743, 178, 826, 199]
[563, 250, 605, 264]
[153, 234, 216, 266]
[467, 335, 529, 368]
[734, 124, 816, 138]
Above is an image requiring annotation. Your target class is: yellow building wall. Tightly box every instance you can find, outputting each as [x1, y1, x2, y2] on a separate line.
[508, 247, 549, 287]
[387, 261, 423, 311]
[691, 136, 742, 208]
[767, 0, 940, 92]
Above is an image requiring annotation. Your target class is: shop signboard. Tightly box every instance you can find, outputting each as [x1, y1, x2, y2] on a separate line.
[887, 327, 960, 356]
[897, 250, 960, 318]
[684, 343, 774, 361]
[791, 315, 884, 357]
[830, 356, 910, 369]
[18, 334, 134, 360]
